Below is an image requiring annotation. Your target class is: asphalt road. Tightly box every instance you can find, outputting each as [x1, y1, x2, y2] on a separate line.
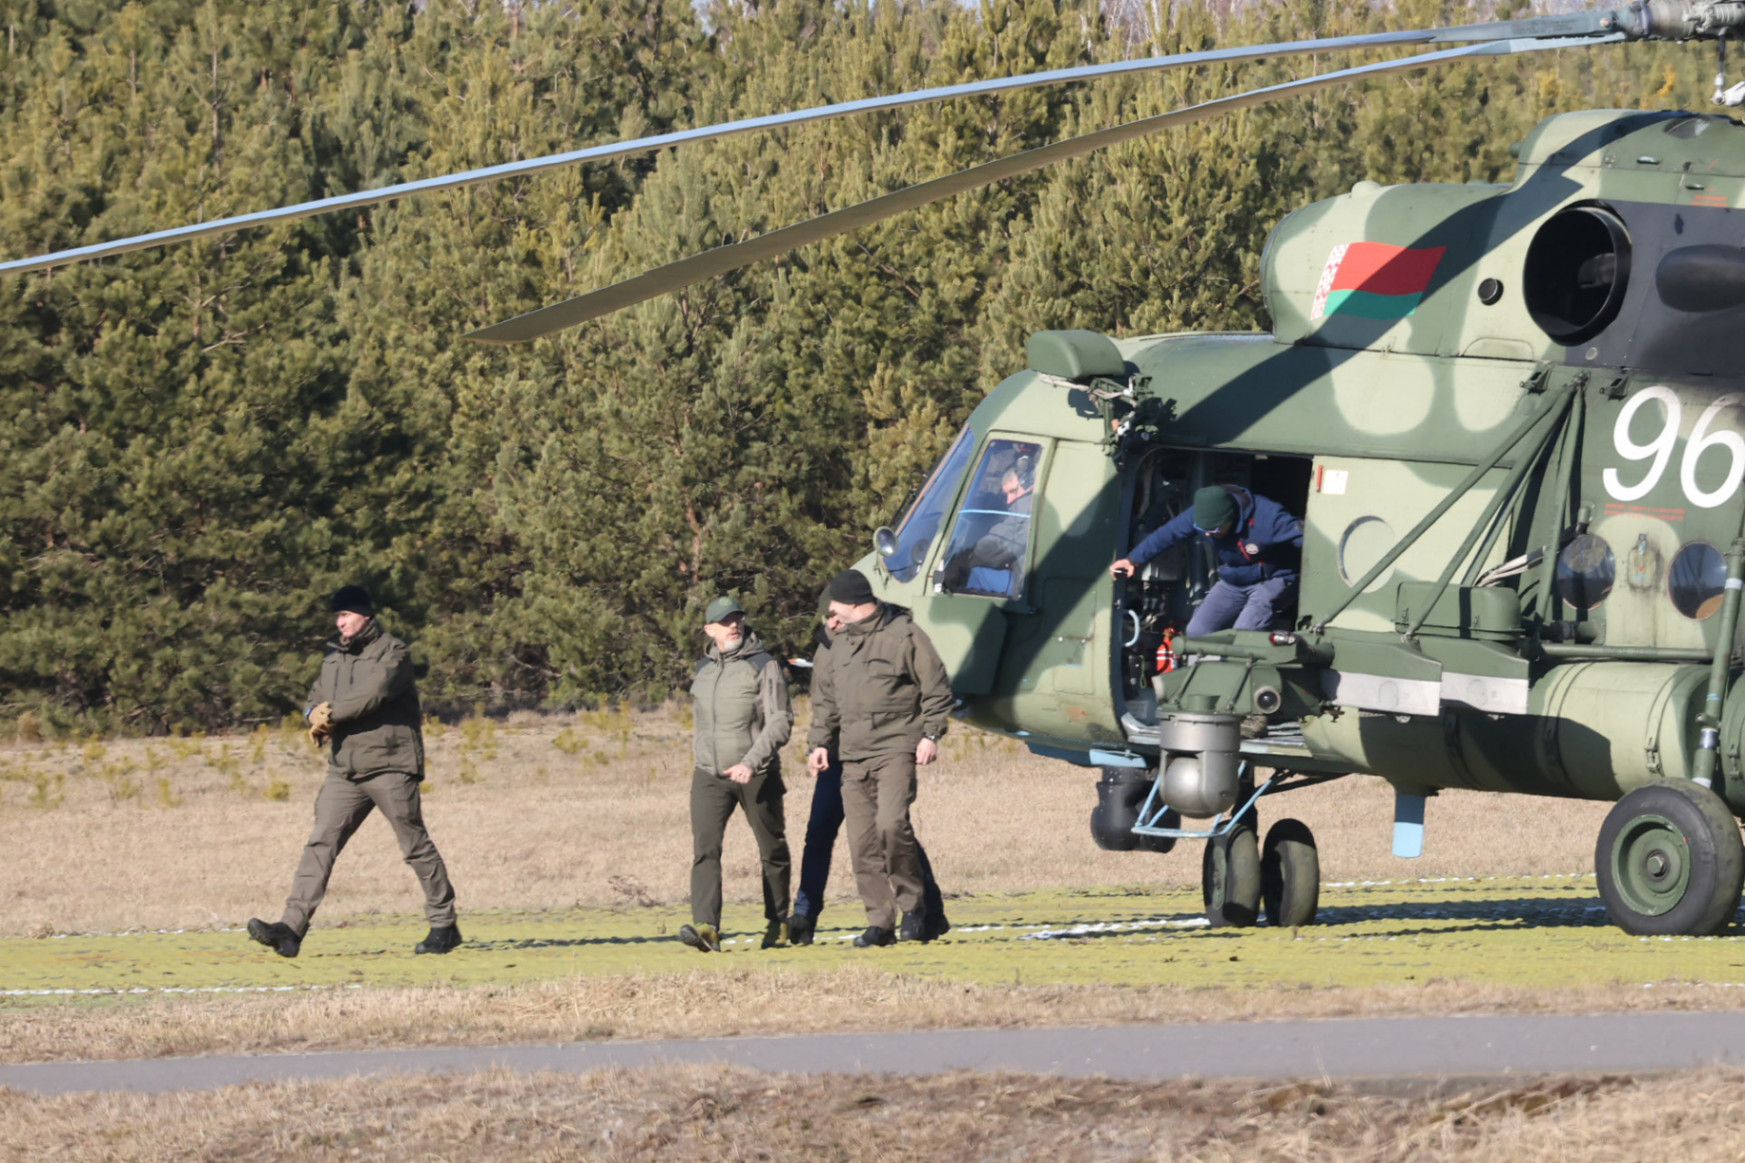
[5, 1011, 1745, 1094]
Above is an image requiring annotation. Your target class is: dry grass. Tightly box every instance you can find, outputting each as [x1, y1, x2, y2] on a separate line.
[0, 703, 1612, 938]
[1, 968, 1738, 1066]
[7, 1063, 1745, 1162]
[0, 709, 1731, 1153]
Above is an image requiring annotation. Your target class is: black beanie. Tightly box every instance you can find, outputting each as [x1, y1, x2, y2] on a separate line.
[330, 585, 375, 616]
[827, 569, 876, 605]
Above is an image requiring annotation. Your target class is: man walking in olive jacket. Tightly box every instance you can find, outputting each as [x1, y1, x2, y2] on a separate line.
[791, 589, 949, 947]
[681, 595, 793, 953]
[806, 569, 954, 947]
[247, 586, 459, 959]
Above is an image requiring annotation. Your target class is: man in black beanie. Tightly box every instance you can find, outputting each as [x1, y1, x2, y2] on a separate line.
[247, 585, 460, 959]
[806, 569, 954, 946]
[790, 585, 949, 947]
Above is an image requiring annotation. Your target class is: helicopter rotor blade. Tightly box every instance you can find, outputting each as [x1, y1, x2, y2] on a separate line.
[0, 11, 1634, 279]
[467, 35, 1618, 345]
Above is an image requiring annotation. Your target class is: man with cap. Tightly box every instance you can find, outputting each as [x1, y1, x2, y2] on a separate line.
[247, 585, 459, 959]
[806, 569, 954, 947]
[1110, 484, 1303, 636]
[789, 588, 949, 947]
[680, 595, 793, 953]
[941, 458, 1036, 597]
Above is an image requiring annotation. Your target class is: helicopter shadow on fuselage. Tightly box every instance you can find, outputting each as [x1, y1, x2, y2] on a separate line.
[984, 120, 1635, 739]
[1167, 115, 1657, 444]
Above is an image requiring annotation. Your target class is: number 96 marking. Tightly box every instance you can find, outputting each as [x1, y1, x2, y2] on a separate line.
[1603, 386, 1745, 509]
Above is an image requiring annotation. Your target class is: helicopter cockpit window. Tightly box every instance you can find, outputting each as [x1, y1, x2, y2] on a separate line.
[1555, 533, 1616, 610]
[937, 439, 1043, 600]
[1670, 541, 1727, 620]
[884, 426, 976, 583]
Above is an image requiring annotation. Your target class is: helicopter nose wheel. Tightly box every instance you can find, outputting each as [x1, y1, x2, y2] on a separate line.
[1261, 818, 1320, 927]
[1595, 780, 1745, 936]
[1202, 813, 1261, 928]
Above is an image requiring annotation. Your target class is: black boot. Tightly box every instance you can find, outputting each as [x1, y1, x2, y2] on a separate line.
[788, 913, 816, 947]
[246, 918, 301, 959]
[415, 924, 463, 954]
[853, 925, 895, 948]
[899, 910, 930, 943]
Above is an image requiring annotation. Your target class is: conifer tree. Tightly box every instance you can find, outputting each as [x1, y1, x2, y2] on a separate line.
[0, 0, 1732, 725]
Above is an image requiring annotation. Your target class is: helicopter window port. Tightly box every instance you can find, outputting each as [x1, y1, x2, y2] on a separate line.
[1555, 533, 1617, 610]
[885, 425, 976, 583]
[1338, 516, 1397, 592]
[1523, 204, 1632, 346]
[936, 438, 1043, 600]
[1670, 541, 1728, 620]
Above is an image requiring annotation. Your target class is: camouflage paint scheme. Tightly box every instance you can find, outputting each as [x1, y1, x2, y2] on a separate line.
[863, 107, 1745, 816]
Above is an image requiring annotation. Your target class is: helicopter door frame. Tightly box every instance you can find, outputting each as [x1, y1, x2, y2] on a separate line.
[916, 431, 1054, 696]
[933, 434, 1050, 606]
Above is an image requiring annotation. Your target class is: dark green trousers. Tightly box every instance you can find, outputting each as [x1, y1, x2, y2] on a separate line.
[840, 753, 922, 929]
[690, 765, 790, 928]
[282, 770, 456, 936]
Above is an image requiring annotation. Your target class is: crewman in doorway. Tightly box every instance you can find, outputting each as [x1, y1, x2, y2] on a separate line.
[1110, 484, 1303, 636]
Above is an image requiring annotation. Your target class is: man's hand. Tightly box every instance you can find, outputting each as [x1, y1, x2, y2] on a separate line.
[307, 702, 333, 746]
[1110, 558, 1136, 579]
[807, 747, 831, 776]
[723, 763, 753, 785]
[916, 737, 938, 766]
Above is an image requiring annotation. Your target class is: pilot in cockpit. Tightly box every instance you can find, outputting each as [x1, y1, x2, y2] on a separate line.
[941, 454, 1035, 595]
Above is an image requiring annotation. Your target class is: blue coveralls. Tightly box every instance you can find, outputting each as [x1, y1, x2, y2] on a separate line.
[1126, 486, 1304, 636]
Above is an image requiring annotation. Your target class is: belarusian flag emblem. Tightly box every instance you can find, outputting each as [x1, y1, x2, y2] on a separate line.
[1310, 242, 1447, 320]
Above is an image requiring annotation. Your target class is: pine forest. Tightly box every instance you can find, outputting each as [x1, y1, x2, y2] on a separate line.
[0, 0, 1722, 730]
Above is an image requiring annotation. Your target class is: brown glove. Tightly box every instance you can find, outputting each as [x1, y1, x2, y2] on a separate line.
[308, 702, 333, 746]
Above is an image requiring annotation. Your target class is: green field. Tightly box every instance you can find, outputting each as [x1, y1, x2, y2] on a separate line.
[9, 874, 1744, 1003]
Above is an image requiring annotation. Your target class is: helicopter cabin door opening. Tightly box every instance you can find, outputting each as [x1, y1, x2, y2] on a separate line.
[1116, 449, 1312, 727]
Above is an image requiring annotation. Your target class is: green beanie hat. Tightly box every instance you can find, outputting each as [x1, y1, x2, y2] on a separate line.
[1192, 486, 1239, 532]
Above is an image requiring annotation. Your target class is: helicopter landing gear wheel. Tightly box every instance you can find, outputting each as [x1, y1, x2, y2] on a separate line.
[1596, 780, 1745, 936]
[1202, 818, 1260, 928]
[1261, 818, 1320, 928]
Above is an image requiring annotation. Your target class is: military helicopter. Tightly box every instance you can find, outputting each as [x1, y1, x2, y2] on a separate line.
[14, 2, 1745, 938]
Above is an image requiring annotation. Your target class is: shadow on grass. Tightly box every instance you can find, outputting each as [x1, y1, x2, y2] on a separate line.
[463, 933, 697, 952]
[1017, 895, 1627, 942]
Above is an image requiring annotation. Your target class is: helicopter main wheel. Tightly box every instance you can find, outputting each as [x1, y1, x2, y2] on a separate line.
[1595, 780, 1745, 936]
[1202, 818, 1261, 928]
[1261, 818, 1320, 928]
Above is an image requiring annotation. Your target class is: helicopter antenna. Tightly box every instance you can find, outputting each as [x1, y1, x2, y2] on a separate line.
[0, 9, 1648, 280]
[465, 35, 1619, 345]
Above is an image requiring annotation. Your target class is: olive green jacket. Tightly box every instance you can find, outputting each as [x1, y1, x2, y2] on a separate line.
[308, 620, 425, 780]
[807, 603, 953, 762]
[691, 631, 792, 775]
